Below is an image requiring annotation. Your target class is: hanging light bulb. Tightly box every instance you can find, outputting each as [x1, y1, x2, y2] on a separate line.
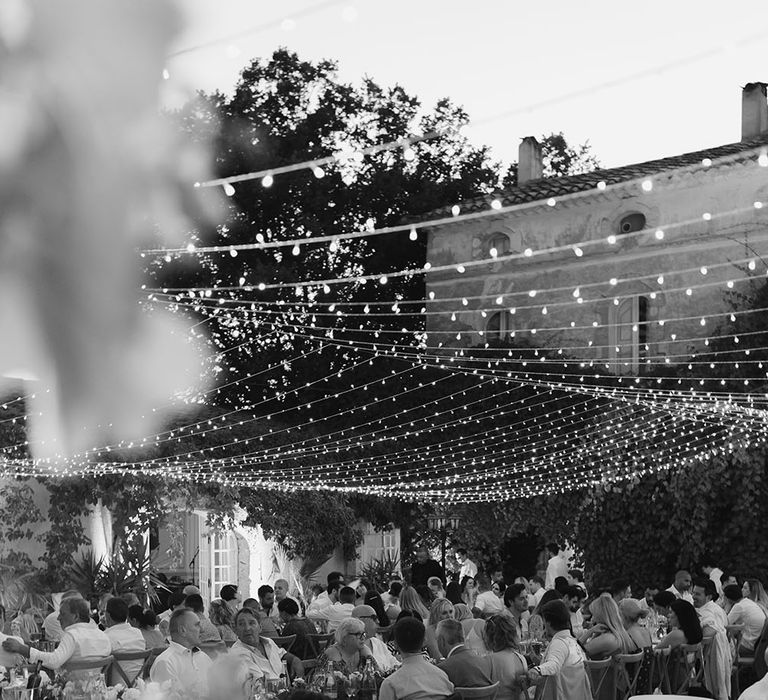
[223, 183, 236, 196]
[409, 228, 418, 241]
[292, 244, 300, 256]
[261, 174, 274, 187]
[312, 166, 325, 178]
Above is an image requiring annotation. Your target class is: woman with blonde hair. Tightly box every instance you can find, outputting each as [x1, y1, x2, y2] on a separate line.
[425, 598, 454, 660]
[316, 617, 376, 675]
[454, 603, 487, 655]
[578, 594, 635, 658]
[461, 576, 478, 610]
[399, 585, 430, 622]
[427, 576, 446, 600]
[743, 578, 768, 616]
[483, 614, 528, 700]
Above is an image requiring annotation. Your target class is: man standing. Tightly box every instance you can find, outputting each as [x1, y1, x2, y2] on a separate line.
[411, 547, 445, 588]
[564, 585, 586, 635]
[667, 570, 694, 604]
[503, 584, 530, 639]
[544, 544, 569, 591]
[724, 585, 766, 656]
[103, 597, 145, 683]
[2, 597, 111, 670]
[692, 578, 731, 700]
[150, 608, 212, 700]
[454, 550, 478, 582]
[229, 607, 303, 681]
[436, 619, 493, 687]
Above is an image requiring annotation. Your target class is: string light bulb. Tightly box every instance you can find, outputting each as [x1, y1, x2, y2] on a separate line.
[261, 174, 274, 188]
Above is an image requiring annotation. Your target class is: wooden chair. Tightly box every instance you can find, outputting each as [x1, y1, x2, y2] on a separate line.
[141, 646, 168, 680]
[673, 642, 704, 693]
[62, 655, 114, 676]
[651, 647, 672, 694]
[225, 639, 236, 648]
[584, 657, 614, 700]
[614, 650, 645, 700]
[307, 633, 334, 657]
[727, 624, 754, 698]
[111, 649, 151, 687]
[272, 635, 297, 653]
[454, 681, 500, 700]
[199, 641, 227, 659]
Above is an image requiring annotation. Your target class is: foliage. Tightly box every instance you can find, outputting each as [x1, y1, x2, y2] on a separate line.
[0, 478, 43, 559]
[359, 550, 400, 591]
[0, 556, 50, 616]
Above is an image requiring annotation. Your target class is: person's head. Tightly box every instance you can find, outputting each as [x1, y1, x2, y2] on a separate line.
[721, 573, 738, 588]
[220, 584, 239, 604]
[169, 608, 201, 648]
[554, 576, 570, 596]
[692, 578, 718, 608]
[565, 585, 586, 612]
[455, 549, 468, 564]
[491, 581, 506, 598]
[354, 579, 371, 600]
[185, 593, 205, 615]
[590, 595, 634, 652]
[127, 604, 143, 628]
[504, 584, 529, 615]
[58, 597, 90, 629]
[393, 616, 426, 654]
[327, 571, 345, 587]
[723, 584, 743, 603]
[669, 599, 702, 643]
[742, 578, 767, 602]
[445, 581, 463, 605]
[461, 577, 476, 595]
[475, 574, 492, 593]
[436, 618, 465, 657]
[483, 613, 520, 652]
[242, 598, 261, 613]
[339, 586, 356, 605]
[428, 598, 454, 627]
[364, 590, 389, 628]
[673, 570, 692, 592]
[388, 581, 403, 598]
[618, 597, 649, 625]
[121, 593, 140, 607]
[491, 569, 504, 584]
[182, 584, 201, 597]
[569, 569, 584, 583]
[610, 579, 631, 601]
[352, 604, 379, 638]
[653, 590, 676, 615]
[274, 579, 290, 601]
[415, 546, 430, 564]
[168, 591, 186, 610]
[104, 597, 128, 627]
[540, 599, 571, 635]
[533, 589, 562, 616]
[257, 585, 274, 609]
[452, 603, 473, 622]
[415, 585, 433, 607]
[277, 597, 300, 623]
[427, 576, 444, 595]
[400, 585, 430, 619]
[234, 607, 262, 646]
[335, 617, 366, 652]
[699, 557, 716, 575]
[530, 575, 544, 593]
[546, 542, 561, 557]
[140, 609, 158, 630]
[327, 580, 343, 600]
[97, 593, 114, 623]
[643, 585, 659, 606]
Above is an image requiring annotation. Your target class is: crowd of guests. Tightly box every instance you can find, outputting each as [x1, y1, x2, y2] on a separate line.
[2, 547, 768, 700]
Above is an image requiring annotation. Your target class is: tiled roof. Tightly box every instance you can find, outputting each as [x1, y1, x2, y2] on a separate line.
[432, 134, 768, 218]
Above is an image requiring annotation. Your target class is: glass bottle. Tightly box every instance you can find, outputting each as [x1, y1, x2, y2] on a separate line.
[361, 658, 377, 700]
[324, 670, 338, 700]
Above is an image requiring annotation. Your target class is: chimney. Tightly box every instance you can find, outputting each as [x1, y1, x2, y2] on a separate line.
[518, 136, 543, 184]
[742, 83, 768, 140]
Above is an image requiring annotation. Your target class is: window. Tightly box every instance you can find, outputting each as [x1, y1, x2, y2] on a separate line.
[488, 233, 511, 258]
[609, 296, 648, 374]
[618, 213, 646, 235]
[360, 523, 400, 569]
[211, 531, 236, 598]
[486, 311, 511, 341]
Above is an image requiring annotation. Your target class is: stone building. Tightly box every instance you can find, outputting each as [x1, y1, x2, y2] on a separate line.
[425, 84, 768, 375]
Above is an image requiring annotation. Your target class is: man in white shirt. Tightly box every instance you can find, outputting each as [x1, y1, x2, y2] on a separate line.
[666, 570, 694, 604]
[528, 576, 545, 609]
[701, 560, 724, 597]
[308, 572, 345, 612]
[637, 585, 660, 631]
[544, 543, 569, 591]
[229, 607, 304, 681]
[473, 575, 503, 615]
[150, 609, 212, 700]
[42, 589, 83, 642]
[565, 585, 586, 635]
[307, 585, 355, 631]
[0, 603, 24, 668]
[503, 584, 530, 639]
[103, 597, 146, 684]
[693, 578, 731, 700]
[724, 585, 767, 654]
[158, 591, 187, 638]
[454, 549, 478, 582]
[3, 597, 111, 670]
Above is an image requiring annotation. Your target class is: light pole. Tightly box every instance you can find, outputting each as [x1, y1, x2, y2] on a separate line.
[427, 511, 462, 574]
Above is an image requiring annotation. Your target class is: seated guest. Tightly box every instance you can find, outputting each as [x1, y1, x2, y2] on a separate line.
[3, 597, 111, 670]
[445, 581, 463, 606]
[667, 570, 694, 604]
[139, 609, 166, 649]
[307, 584, 356, 632]
[618, 598, 652, 650]
[428, 576, 447, 600]
[743, 578, 768, 617]
[42, 589, 83, 642]
[578, 594, 635, 658]
[0, 603, 24, 668]
[364, 590, 390, 629]
[127, 604, 143, 629]
[525, 600, 591, 699]
[158, 591, 187, 638]
[242, 598, 279, 638]
[553, 577, 570, 598]
[316, 617, 376, 675]
[610, 579, 631, 604]
[379, 617, 454, 700]
[528, 590, 561, 641]
[724, 584, 766, 655]
[278, 598, 316, 660]
[399, 585, 430, 622]
[353, 604, 398, 672]
[437, 618, 493, 687]
[258, 585, 277, 621]
[185, 593, 223, 644]
[229, 607, 304, 681]
[569, 570, 587, 595]
[528, 576, 545, 610]
[416, 585, 434, 608]
[453, 603, 486, 655]
[503, 584, 530, 640]
[307, 572, 345, 614]
[383, 581, 404, 621]
[461, 577, 478, 610]
[474, 575, 504, 616]
[150, 608, 212, 700]
[182, 584, 201, 596]
[274, 578, 297, 610]
[103, 597, 145, 684]
[637, 584, 661, 634]
[482, 614, 528, 700]
[564, 585, 586, 636]
[492, 581, 507, 601]
[210, 584, 239, 643]
[425, 599, 455, 660]
[692, 578, 731, 700]
[653, 590, 677, 618]
[657, 599, 703, 649]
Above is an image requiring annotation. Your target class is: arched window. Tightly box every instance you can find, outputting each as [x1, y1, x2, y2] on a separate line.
[609, 296, 648, 374]
[486, 311, 511, 342]
[488, 232, 511, 258]
[618, 212, 646, 235]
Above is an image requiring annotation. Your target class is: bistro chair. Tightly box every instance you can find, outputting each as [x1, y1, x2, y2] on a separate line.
[673, 642, 704, 693]
[307, 633, 335, 657]
[651, 647, 672, 694]
[727, 624, 753, 698]
[272, 635, 297, 653]
[199, 641, 227, 659]
[614, 650, 645, 700]
[584, 657, 614, 700]
[111, 649, 151, 687]
[141, 646, 168, 680]
[454, 681, 500, 700]
[62, 655, 114, 676]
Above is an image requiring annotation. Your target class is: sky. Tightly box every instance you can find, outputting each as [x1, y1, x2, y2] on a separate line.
[163, 0, 768, 170]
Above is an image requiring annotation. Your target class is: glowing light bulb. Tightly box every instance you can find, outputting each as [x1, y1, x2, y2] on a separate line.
[223, 183, 236, 196]
[186, 243, 196, 253]
[409, 228, 418, 241]
[456, 265, 465, 273]
[547, 198, 556, 207]
[700, 266, 707, 275]
[542, 306, 548, 315]
[573, 246, 583, 257]
[727, 280, 734, 288]
[403, 147, 415, 161]
[490, 247, 498, 258]
[607, 234, 616, 244]
[597, 181, 606, 191]
[495, 296, 503, 305]
[229, 248, 238, 257]
[258, 282, 266, 290]
[609, 278, 617, 286]
[524, 248, 533, 257]
[292, 245, 300, 256]
[379, 276, 388, 285]
[312, 166, 325, 178]
[685, 288, 692, 296]
[323, 284, 331, 294]
[759, 151, 768, 167]
[329, 239, 338, 253]
[423, 262, 432, 270]
[572, 287, 580, 298]
[261, 174, 274, 187]
[755, 201, 764, 209]
[748, 259, 756, 270]
[162, 68, 170, 80]
[701, 158, 712, 167]
[528, 290, 537, 298]
[655, 229, 664, 240]
[641, 179, 653, 192]
[451, 205, 460, 217]
[491, 199, 502, 210]
[657, 275, 664, 285]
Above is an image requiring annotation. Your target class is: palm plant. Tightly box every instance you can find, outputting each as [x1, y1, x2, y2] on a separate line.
[359, 550, 401, 592]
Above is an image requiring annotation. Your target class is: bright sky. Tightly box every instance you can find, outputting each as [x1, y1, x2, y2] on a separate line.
[164, 0, 768, 169]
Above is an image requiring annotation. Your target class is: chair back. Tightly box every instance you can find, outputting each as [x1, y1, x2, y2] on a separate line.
[141, 646, 168, 680]
[584, 657, 613, 700]
[62, 655, 114, 675]
[110, 649, 151, 687]
[674, 642, 704, 693]
[753, 618, 768, 680]
[651, 647, 672, 695]
[272, 635, 297, 653]
[454, 681, 500, 700]
[307, 633, 335, 656]
[199, 641, 227, 659]
[614, 651, 645, 700]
